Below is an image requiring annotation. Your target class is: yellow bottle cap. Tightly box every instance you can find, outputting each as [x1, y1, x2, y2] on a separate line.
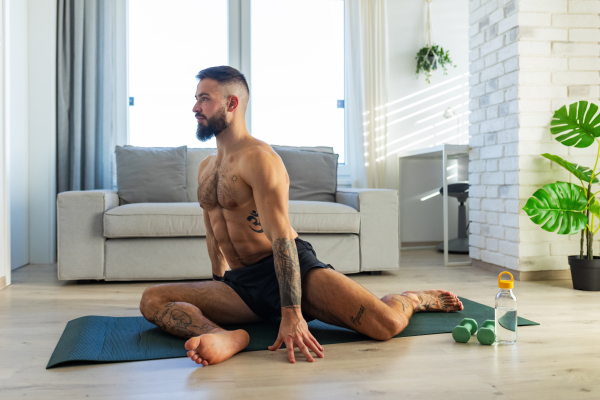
[498, 271, 514, 289]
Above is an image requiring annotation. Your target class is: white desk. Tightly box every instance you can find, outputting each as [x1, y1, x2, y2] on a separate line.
[398, 144, 471, 267]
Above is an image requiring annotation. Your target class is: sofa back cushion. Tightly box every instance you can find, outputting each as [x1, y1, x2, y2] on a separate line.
[116, 145, 188, 205]
[186, 145, 337, 203]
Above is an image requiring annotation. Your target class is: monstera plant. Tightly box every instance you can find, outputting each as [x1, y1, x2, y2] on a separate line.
[523, 100, 600, 291]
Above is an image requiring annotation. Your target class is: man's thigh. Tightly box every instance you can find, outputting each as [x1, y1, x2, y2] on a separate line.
[143, 280, 264, 325]
[301, 268, 399, 338]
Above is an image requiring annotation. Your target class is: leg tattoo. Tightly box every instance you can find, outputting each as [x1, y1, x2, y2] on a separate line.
[148, 302, 219, 338]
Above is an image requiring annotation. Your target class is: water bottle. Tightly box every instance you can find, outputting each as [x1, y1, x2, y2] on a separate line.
[495, 271, 517, 344]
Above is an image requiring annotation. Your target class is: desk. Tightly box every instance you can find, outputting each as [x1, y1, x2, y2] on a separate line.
[398, 144, 471, 267]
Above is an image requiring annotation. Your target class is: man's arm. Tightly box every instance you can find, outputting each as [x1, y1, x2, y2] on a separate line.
[203, 210, 229, 280]
[240, 148, 324, 363]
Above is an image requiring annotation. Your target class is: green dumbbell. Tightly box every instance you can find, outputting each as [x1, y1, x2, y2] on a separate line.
[477, 319, 496, 345]
[452, 318, 478, 343]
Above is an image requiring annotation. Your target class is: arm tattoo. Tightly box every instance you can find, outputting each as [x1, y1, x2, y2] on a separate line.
[231, 174, 238, 183]
[272, 238, 302, 309]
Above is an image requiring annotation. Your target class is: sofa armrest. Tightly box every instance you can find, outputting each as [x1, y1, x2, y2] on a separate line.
[336, 189, 399, 271]
[57, 190, 120, 280]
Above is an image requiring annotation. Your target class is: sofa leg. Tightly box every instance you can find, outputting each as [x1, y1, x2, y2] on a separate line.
[365, 271, 382, 275]
[76, 279, 98, 284]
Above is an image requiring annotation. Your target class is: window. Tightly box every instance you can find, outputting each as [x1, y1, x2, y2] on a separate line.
[128, 0, 228, 148]
[251, 0, 345, 163]
[127, 0, 346, 164]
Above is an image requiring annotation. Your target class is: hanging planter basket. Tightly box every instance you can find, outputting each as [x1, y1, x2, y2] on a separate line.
[415, 0, 457, 84]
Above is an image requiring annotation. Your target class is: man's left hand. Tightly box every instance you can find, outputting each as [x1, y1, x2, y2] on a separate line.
[268, 310, 324, 363]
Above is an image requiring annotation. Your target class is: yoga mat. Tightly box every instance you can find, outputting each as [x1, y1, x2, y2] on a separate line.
[47, 297, 539, 369]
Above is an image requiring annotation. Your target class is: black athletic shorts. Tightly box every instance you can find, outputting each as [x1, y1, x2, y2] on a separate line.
[221, 237, 335, 322]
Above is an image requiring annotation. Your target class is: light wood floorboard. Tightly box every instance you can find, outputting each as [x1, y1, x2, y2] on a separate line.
[0, 249, 598, 399]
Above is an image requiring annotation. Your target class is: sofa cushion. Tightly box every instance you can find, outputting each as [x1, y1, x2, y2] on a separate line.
[288, 201, 359, 234]
[103, 200, 358, 238]
[116, 145, 188, 205]
[104, 203, 205, 238]
[275, 148, 339, 202]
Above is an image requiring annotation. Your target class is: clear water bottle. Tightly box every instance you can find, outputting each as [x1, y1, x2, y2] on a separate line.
[495, 271, 517, 344]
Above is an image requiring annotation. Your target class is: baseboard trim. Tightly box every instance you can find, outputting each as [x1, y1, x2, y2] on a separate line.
[471, 259, 571, 281]
[401, 241, 439, 250]
[0, 276, 7, 290]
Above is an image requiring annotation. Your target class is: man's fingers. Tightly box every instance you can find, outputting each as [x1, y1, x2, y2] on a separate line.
[298, 340, 315, 362]
[309, 333, 325, 353]
[305, 336, 324, 358]
[269, 335, 283, 351]
[286, 338, 296, 363]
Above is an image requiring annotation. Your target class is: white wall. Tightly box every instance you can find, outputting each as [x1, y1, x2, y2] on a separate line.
[8, 0, 28, 270]
[27, 0, 56, 265]
[1, 0, 10, 287]
[386, 0, 470, 244]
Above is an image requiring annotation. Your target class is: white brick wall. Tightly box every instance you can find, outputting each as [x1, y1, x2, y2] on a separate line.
[469, 0, 522, 269]
[468, 0, 600, 272]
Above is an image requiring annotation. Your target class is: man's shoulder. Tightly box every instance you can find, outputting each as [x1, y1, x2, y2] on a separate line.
[239, 141, 281, 166]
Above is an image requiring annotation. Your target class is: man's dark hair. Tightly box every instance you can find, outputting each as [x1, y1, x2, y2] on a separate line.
[195, 66, 249, 96]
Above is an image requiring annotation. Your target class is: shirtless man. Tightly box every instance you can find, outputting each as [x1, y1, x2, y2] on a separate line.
[139, 65, 464, 366]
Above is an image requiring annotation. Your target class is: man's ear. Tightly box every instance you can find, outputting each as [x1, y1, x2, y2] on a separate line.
[227, 95, 239, 112]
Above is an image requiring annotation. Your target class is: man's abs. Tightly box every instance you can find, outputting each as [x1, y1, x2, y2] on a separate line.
[206, 206, 274, 268]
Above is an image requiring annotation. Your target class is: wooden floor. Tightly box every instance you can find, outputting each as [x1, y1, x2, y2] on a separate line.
[1, 249, 599, 399]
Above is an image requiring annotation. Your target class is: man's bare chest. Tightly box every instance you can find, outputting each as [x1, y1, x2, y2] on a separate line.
[197, 163, 251, 210]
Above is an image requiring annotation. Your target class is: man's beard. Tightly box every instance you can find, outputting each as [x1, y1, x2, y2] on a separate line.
[196, 107, 229, 142]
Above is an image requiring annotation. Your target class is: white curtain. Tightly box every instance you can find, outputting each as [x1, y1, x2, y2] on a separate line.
[345, 0, 389, 189]
[57, 0, 128, 194]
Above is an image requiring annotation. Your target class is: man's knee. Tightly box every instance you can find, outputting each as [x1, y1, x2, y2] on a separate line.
[139, 285, 168, 318]
[369, 314, 407, 341]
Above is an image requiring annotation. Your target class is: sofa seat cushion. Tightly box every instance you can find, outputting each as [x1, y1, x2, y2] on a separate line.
[104, 203, 205, 238]
[104, 200, 360, 238]
[288, 201, 359, 234]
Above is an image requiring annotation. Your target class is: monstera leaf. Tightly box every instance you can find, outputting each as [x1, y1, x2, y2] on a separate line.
[541, 153, 599, 183]
[523, 182, 588, 235]
[550, 101, 600, 148]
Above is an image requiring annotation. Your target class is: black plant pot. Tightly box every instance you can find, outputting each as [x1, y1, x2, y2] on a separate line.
[426, 54, 438, 70]
[568, 255, 600, 291]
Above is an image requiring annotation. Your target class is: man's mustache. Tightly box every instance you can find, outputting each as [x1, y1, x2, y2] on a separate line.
[195, 113, 206, 119]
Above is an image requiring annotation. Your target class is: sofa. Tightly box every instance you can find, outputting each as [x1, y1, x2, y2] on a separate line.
[56, 145, 399, 281]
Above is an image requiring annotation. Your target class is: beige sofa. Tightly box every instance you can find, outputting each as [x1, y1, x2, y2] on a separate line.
[56, 147, 399, 281]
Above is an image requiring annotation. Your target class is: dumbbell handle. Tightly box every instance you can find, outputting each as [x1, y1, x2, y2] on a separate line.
[462, 321, 477, 332]
[481, 320, 494, 330]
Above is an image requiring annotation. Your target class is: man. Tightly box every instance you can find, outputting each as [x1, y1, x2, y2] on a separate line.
[139, 66, 464, 366]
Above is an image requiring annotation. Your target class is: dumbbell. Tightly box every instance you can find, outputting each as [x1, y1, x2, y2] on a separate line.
[477, 319, 496, 345]
[452, 318, 478, 343]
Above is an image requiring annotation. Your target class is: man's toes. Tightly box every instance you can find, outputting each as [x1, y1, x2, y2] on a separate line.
[201, 360, 209, 366]
[185, 336, 201, 351]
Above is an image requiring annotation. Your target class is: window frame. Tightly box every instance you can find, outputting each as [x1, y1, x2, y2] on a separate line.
[125, 0, 349, 182]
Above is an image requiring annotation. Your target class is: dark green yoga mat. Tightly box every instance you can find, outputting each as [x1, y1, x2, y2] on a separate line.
[47, 297, 539, 369]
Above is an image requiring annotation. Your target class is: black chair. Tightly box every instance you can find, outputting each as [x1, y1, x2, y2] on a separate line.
[436, 182, 469, 254]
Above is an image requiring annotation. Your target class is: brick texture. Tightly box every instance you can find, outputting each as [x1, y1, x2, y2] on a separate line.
[468, 0, 600, 272]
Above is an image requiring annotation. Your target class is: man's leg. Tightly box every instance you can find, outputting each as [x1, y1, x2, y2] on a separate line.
[300, 268, 464, 340]
[139, 281, 264, 366]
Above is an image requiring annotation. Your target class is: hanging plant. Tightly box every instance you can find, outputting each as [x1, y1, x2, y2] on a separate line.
[415, 45, 456, 84]
[415, 0, 457, 84]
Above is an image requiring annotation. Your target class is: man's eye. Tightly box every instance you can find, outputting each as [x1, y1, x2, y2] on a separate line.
[202, 97, 208, 102]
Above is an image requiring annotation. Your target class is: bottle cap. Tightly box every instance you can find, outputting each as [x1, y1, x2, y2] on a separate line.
[498, 271, 514, 289]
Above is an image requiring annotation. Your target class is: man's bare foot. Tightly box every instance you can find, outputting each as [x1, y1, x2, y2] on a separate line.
[184, 329, 250, 366]
[401, 290, 464, 313]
